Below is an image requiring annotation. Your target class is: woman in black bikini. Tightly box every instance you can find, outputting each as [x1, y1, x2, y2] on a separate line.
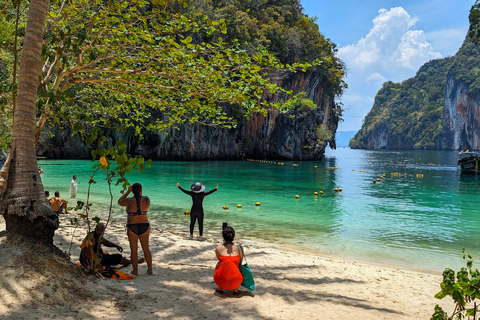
[177, 182, 218, 241]
[118, 183, 154, 276]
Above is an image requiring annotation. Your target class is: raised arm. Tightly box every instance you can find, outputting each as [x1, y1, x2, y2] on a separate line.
[204, 185, 218, 196]
[118, 185, 132, 206]
[177, 183, 192, 195]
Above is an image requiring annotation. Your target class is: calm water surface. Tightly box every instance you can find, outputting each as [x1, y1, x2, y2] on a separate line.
[38, 148, 480, 272]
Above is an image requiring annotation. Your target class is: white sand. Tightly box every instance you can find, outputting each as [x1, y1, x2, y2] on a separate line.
[0, 214, 453, 319]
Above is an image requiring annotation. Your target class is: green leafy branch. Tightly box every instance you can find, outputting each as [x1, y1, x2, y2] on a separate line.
[432, 249, 480, 320]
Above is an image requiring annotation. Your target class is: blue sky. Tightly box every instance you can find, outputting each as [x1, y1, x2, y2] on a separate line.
[300, 0, 476, 132]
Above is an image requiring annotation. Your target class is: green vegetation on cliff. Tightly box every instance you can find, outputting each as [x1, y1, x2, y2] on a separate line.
[350, 2, 480, 150]
[0, 0, 345, 152]
[349, 58, 452, 150]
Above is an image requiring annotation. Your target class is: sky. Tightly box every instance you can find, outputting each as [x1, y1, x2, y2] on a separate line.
[300, 0, 476, 132]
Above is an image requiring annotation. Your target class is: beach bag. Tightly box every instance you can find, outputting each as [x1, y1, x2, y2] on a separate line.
[238, 244, 255, 291]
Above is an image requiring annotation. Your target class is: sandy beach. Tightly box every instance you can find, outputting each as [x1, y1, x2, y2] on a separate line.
[0, 214, 452, 319]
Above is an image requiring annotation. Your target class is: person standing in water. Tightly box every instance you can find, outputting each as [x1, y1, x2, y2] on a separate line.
[177, 182, 218, 241]
[70, 175, 79, 198]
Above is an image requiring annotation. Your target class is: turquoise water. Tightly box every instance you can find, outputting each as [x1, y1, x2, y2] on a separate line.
[38, 148, 480, 272]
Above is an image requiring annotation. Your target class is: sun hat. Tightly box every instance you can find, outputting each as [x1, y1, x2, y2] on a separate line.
[191, 182, 206, 193]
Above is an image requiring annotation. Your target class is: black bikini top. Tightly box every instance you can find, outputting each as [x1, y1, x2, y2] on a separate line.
[127, 195, 147, 216]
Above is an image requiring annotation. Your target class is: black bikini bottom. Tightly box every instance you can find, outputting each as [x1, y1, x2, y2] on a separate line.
[127, 223, 150, 235]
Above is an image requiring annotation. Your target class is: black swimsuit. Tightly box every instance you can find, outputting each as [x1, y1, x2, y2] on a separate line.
[178, 186, 217, 236]
[127, 196, 150, 235]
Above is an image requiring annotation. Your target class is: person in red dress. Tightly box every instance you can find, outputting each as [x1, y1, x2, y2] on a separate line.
[213, 226, 244, 296]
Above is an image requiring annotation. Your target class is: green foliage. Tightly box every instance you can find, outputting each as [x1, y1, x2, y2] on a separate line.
[68, 140, 151, 265]
[449, 40, 480, 97]
[281, 91, 316, 113]
[469, 1, 480, 42]
[12, 0, 324, 143]
[350, 58, 454, 150]
[0, 1, 27, 151]
[179, 0, 346, 97]
[432, 249, 480, 320]
[316, 124, 332, 145]
[351, 2, 480, 150]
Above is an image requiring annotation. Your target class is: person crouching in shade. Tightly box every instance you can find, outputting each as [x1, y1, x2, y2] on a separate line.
[213, 226, 243, 296]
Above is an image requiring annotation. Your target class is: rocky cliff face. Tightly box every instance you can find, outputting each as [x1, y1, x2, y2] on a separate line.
[37, 70, 338, 160]
[437, 73, 480, 150]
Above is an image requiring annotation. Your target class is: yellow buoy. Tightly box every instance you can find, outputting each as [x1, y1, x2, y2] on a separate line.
[319, 191, 324, 194]
[237, 204, 242, 208]
[255, 202, 261, 206]
[294, 195, 300, 198]
[223, 205, 229, 210]
[314, 192, 318, 195]
[338, 188, 342, 191]
[184, 210, 190, 215]
[334, 188, 339, 191]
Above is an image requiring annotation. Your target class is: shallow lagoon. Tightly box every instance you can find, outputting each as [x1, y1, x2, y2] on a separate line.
[39, 148, 480, 272]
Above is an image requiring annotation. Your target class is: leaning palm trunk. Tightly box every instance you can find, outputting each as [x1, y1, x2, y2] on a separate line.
[0, 0, 58, 243]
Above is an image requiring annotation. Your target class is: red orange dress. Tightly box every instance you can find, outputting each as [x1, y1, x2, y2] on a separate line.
[214, 255, 243, 290]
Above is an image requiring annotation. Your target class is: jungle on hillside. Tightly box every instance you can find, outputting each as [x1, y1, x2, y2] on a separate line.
[350, 3, 480, 151]
[0, 0, 346, 156]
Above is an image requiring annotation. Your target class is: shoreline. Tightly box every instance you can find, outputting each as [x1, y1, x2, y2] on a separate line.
[0, 213, 454, 319]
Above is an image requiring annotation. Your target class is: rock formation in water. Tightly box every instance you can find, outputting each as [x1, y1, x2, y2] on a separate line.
[436, 41, 480, 150]
[37, 69, 339, 160]
[350, 34, 480, 151]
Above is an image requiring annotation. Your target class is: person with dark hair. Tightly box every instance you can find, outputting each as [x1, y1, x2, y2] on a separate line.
[177, 182, 218, 241]
[118, 183, 154, 276]
[70, 175, 79, 198]
[79, 223, 136, 269]
[213, 226, 244, 296]
[49, 191, 68, 214]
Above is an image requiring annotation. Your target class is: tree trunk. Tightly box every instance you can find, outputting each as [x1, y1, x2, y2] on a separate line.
[0, 0, 58, 243]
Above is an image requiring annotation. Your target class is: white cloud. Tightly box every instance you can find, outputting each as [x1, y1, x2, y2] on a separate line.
[336, 6, 444, 132]
[397, 30, 442, 69]
[338, 7, 442, 78]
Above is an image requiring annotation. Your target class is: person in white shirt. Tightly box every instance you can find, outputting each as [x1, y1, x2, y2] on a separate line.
[70, 175, 79, 198]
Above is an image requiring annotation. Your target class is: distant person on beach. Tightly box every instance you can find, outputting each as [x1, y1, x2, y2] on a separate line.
[80, 223, 140, 269]
[49, 191, 68, 214]
[70, 175, 79, 198]
[118, 183, 154, 276]
[38, 167, 44, 174]
[213, 226, 243, 296]
[177, 182, 218, 241]
[45, 191, 50, 198]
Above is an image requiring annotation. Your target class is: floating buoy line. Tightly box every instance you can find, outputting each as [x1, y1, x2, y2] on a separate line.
[180, 164, 430, 215]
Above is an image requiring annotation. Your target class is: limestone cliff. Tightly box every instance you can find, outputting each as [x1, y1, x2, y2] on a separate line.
[37, 70, 339, 160]
[436, 73, 480, 150]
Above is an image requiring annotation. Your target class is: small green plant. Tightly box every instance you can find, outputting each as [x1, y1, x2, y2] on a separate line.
[432, 249, 480, 320]
[280, 92, 317, 114]
[66, 139, 151, 273]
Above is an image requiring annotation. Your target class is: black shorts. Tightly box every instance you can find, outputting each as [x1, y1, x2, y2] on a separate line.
[101, 254, 123, 266]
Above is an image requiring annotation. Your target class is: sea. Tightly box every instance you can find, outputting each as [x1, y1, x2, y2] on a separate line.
[37, 148, 480, 273]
